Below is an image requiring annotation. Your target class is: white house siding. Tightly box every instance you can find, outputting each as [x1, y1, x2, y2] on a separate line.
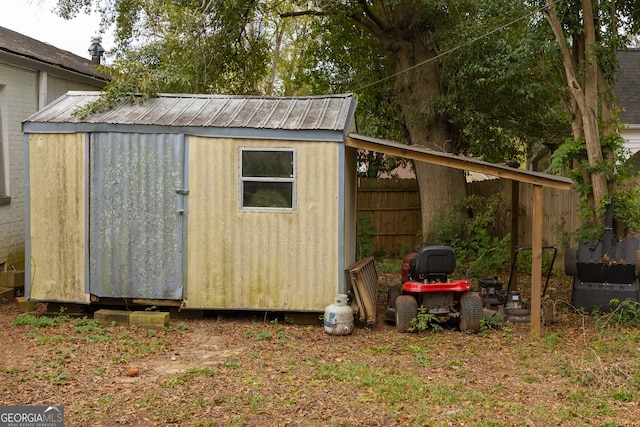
[186, 136, 341, 311]
[0, 63, 100, 270]
[0, 63, 37, 270]
[622, 126, 640, 155]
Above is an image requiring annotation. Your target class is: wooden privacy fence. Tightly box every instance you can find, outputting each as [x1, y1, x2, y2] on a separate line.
[467, 179, 580, 248]
[357, 178, 421, 255]
[357, 177, 580, 255]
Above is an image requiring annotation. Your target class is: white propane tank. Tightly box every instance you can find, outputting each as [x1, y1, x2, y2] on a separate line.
[323, 294, 354, 335]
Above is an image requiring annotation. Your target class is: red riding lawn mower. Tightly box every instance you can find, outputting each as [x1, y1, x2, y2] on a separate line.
[385, 244, 484, 333]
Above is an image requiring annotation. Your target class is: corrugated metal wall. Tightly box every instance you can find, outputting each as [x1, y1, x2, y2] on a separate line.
[186, 137, 341, 311]
[343, 147, 358, 271]
[88, 133, 186, 300]
[28, 133, 89, 303]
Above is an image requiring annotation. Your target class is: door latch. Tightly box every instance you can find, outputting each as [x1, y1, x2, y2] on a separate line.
[176, 189, 190, 195]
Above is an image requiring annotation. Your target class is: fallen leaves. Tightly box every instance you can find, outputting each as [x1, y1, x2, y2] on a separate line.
[0, 272, 639, 426]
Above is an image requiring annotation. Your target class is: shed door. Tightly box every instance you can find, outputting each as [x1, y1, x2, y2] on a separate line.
[89, 133, 185, 300]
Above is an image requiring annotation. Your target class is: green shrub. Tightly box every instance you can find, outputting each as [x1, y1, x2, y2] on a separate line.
[429, 193, 511, 277]
[356, 216, 376, 258]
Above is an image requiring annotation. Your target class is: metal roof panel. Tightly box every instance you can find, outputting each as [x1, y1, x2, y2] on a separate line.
[24, 92, 357, 135]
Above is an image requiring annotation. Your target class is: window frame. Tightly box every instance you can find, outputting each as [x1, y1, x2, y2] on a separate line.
[238, 147, 297, 213]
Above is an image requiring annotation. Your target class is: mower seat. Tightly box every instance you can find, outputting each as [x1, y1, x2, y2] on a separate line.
[412, 245, 456, 282]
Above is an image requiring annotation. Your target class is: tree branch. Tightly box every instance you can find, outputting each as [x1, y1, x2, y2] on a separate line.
[279, 10, 325, 19]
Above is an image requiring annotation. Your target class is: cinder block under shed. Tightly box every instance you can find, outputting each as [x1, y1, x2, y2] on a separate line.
[94, 309, 131, 327]
[129, 311, 170, 330]
[16, 296, 37, 312]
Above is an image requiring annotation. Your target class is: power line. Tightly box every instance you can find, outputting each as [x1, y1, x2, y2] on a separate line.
[352, 2, 558, 93]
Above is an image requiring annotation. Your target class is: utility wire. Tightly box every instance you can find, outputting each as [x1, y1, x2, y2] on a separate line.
[353, 1, 560, 93]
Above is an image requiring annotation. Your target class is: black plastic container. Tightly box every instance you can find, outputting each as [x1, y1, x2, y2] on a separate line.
[572, 279, 640, 312]
[567, 202, 640, 312]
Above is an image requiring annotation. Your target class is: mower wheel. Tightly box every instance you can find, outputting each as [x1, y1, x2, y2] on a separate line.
[395, 295, 417, 333]
[387, 286, 401, 310]
[564, 248, 577, 276]
[459, 292, 483, 333]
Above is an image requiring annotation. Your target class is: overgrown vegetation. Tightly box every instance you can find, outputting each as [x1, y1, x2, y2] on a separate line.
[594, 299, 640, 328]
[12, 308, 70, 328]
[356, 216, 376, 259]
[408, 306, 443, 333]
[549, 134, 640, 241]
[429, 193, 512, 277]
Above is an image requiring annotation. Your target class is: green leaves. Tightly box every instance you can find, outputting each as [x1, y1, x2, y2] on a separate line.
[66, 0, 271, 115]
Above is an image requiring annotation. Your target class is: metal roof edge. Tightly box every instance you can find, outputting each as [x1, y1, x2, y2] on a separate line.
[22, 122, 348, 142]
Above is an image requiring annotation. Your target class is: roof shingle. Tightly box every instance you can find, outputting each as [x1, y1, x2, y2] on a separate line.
[0, 25, 108, 80]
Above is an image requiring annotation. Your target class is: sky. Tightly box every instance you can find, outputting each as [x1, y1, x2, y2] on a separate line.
[0, 0, 115, 60]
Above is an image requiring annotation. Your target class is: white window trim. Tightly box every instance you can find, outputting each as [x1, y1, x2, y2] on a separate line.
[239, 147, 297, 213]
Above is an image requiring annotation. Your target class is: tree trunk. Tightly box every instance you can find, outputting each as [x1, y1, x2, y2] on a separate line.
[545, 0, 609, 217]
[392, 37, 468, 240]
[349, 5, 468, 240]
[266, 23, 284, 96]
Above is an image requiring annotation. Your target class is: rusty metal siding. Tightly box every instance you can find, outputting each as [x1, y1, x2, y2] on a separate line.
[27, 133, 88, 303]
[23, 93, 359, 310]
[186, 136, 340, 311]
[88, 132, 185, 299]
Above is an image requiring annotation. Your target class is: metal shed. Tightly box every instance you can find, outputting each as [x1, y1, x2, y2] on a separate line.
[23, 92, 358, 312]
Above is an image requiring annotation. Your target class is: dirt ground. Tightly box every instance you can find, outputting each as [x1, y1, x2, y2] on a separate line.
[1, 271, 640, 426]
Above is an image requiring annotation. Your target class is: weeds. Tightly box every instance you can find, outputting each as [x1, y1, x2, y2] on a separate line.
[176, 322, 189, 330]
[610, 387, 637, 402]
[479, 314, 507, 337]
[376, 258, 401, 274]
[405, 345, 431, 367]
[162, 367, 217, 387]
[255, 331, 271, 341]
[0, 363, 18, 375]
[408, 306, 443, 333]
[244, 317, 291, 342]
[12, 310, 70, 328]
[595, 299, 640, 328]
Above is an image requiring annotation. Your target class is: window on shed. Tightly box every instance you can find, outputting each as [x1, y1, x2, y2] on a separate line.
[240, 148, 296, 211]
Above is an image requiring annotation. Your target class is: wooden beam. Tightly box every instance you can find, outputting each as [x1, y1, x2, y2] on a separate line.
[530, 185, 543, 337]
[345, 133, 570, 339]
[510, 181, 520, 291]
[346, 134, 573, 190]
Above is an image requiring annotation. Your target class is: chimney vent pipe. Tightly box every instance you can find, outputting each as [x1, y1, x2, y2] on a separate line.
[88, 35, 105, 65]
